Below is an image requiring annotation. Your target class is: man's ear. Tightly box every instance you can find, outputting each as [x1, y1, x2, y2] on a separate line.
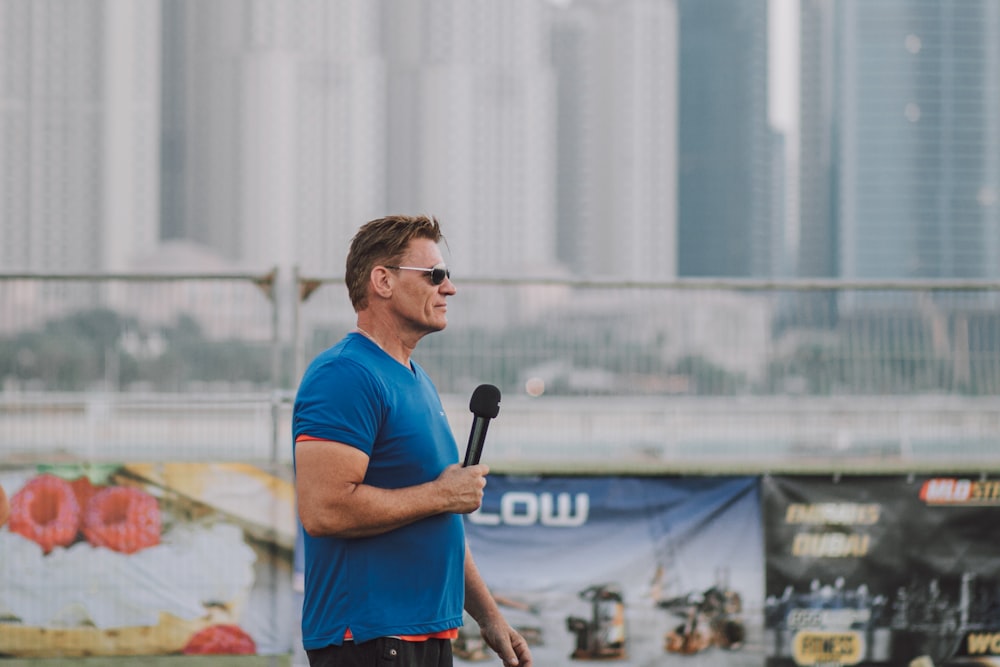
[369, 266, 393, 298]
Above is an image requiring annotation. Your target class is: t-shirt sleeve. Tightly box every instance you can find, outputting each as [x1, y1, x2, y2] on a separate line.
[292, 357, 383, 456]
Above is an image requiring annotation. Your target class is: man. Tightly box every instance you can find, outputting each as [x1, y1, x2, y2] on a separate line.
[293, 215, 533, 667]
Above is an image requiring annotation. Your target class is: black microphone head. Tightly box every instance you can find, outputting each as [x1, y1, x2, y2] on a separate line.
[469, 384, 501, 419]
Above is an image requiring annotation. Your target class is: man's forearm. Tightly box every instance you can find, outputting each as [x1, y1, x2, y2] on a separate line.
[464, 547, 505, 627]
[303, 480, 449, 538]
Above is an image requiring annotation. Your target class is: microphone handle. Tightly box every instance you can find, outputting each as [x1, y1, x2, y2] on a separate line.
[463, 416, 491, 466]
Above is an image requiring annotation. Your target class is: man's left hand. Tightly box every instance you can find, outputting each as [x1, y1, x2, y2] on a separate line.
[479, 622, 533, 667]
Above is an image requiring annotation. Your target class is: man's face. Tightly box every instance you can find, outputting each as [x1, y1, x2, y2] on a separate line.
[389, 238, 456, 335]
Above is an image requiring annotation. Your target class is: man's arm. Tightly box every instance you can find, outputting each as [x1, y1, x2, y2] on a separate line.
[464, 546, 534, 667]
[295, 439, 487, 538]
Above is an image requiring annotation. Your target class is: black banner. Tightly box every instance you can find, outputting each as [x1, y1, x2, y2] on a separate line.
[763, 475, 1000, 667]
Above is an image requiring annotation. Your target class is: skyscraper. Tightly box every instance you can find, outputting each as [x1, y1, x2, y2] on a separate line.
[677, 0, 772, 278]
[0, 0, 161, 272]
[382, 0, 559, 278]
[796, 0, 838, 279]
[161, 0, 387, 273]
[551, 0, 679, 281]
[803, 0, 1000, 280]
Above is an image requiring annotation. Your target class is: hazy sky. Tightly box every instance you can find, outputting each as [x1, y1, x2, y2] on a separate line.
[769, 0, 801, 256]
[768, 0, 799, 134]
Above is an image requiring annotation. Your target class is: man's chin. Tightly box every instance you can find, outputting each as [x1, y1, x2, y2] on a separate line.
[422, 320, 447, 335]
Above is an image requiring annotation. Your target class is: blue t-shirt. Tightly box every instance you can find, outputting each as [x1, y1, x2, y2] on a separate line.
[292, 332, 465, 648]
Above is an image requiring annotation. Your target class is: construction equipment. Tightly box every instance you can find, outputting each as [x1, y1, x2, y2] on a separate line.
[566, 584, 627, 660]
[660, 584, 746, 655]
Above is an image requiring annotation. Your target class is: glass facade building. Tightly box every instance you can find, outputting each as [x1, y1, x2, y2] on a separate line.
[801, 0, 1000, 280]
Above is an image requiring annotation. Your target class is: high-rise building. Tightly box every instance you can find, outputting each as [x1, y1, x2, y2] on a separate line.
[804, 0, 1000, 280]
[551, 0, 679, 281]
[161, 0, 387, 274]
[796, 0, 838, 279]
[770, 129, 791, 277]
[382, 0, 559, 278]
[676, 0, 772, 278]
[0, 0, 161, 272]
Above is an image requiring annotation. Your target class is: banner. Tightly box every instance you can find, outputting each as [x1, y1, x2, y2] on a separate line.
[0, 463, 296, 658]
[461, 475, 763, 665]
[763, 474, 1000, 667]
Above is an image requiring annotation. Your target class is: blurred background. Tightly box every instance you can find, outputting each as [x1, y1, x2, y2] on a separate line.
[1, 0, 999, 467]
[2, 1, 1000, 664]
[3, 0, 998, 281]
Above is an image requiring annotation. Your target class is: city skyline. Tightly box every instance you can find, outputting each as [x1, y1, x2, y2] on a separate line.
[2, 0, 998, 281]
[798, 0, 1000, 280]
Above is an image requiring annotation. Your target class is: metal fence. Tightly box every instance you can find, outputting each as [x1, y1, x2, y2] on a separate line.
[296, 273, 1000, 473]
[1, 271, 999, 473]
[0, 271, 282, 465]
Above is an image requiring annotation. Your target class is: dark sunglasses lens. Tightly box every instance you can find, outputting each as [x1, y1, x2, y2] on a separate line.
[431, 266, 449, 284]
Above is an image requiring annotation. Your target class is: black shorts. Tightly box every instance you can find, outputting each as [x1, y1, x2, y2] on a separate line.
[306, 637, 453, 667]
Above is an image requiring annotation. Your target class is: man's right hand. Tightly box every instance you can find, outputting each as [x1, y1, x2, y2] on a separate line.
[435, 463, 489, 514]
[297, 440, 490, 537]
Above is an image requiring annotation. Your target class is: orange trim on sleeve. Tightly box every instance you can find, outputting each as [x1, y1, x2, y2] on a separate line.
[296, 435, 332, 442]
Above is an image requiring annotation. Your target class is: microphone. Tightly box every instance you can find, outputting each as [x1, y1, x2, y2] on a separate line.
[463, 384, 501, 466]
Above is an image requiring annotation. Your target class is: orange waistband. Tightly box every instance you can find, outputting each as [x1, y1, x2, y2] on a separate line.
[344, 627, 459, 642]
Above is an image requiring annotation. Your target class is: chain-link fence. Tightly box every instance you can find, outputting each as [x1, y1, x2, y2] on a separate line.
[1, 272, 999, 472]
[297, 274, 1000, 473]
[0, 271, 282, 464]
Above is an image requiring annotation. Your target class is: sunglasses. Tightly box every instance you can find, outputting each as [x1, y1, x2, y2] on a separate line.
[384, 262, 451, 285]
